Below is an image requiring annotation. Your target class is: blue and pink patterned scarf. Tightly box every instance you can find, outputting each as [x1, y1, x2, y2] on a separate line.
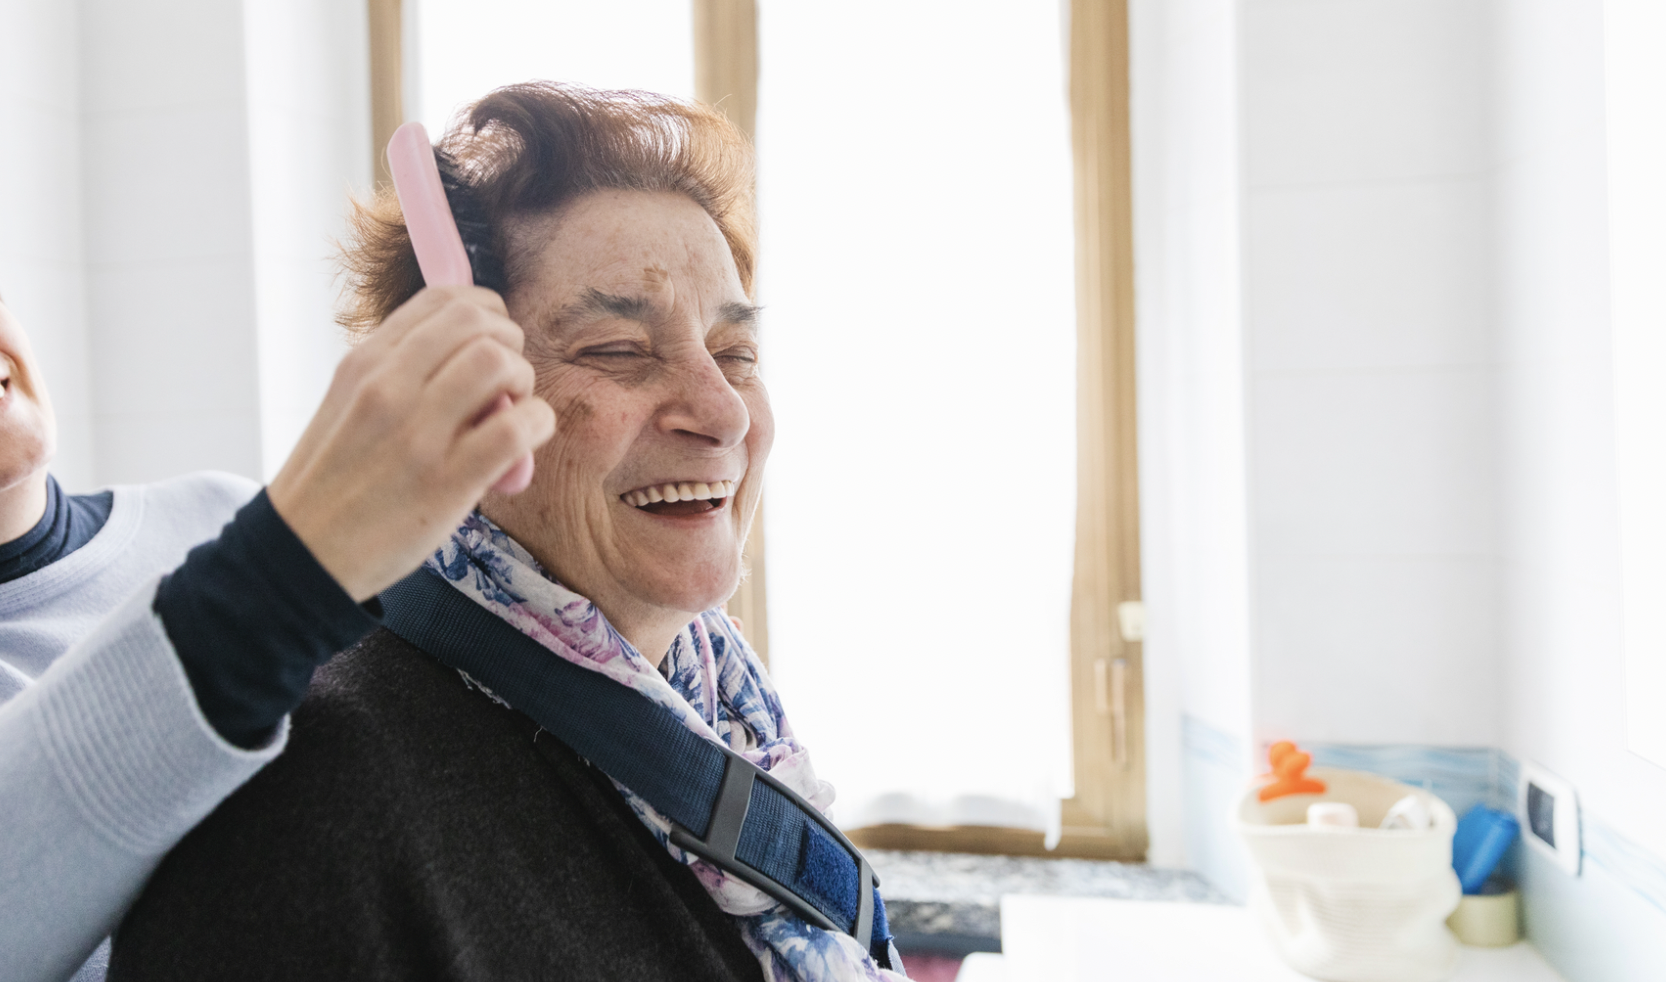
[426, 513, 907, 981]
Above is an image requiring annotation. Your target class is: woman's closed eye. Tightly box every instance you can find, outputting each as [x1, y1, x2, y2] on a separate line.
[577, 342, 648, 360]
[712, 346, 758, 380]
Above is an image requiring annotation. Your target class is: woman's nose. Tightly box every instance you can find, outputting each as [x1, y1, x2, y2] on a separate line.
[658, 351, 750, 449]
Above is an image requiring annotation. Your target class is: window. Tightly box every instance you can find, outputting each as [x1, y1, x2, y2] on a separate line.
[412, 0, 694, 134]
[754, 0, 1080, 842]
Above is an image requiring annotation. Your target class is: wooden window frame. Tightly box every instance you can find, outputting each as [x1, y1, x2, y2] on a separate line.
[368, 0, 404, 189]
[692, 0, 770, 668]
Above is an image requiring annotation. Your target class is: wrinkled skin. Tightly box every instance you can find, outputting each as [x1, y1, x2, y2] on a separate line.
[269, 285, 553, 600]
[481, 189, 773, 665]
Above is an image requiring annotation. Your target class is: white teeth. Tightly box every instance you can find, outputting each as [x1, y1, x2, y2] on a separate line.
[621, 479, 740, 508]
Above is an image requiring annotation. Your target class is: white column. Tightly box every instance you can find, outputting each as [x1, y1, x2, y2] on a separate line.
[80, 0, 265, 485]
[75, 0, 371, 487]
[1130, 0, 1256, 889]
[243, 0, 372, 480]
[0, 1, 95, 491]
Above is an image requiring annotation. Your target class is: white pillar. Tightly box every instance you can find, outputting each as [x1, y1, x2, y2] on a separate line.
[1130, 0, 1256, 890]
[0, 1, 95, 491]
[243, 0, 372, 480]
[80, 0, 266, 485]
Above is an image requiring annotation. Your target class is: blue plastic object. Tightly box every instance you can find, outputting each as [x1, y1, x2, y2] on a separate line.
[1452, 805, 1520, 894]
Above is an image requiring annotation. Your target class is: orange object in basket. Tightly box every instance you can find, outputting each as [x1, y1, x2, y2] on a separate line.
[1259, 740, 1328, 802]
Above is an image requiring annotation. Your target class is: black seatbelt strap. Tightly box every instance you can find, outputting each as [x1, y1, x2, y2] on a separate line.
[381, 567, 891, 961]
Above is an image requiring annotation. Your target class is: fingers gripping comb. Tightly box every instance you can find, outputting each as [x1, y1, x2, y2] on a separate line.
[387, 121, 536, 495]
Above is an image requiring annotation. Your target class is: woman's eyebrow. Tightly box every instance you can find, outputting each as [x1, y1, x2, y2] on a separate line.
[717, 301, 760, 326]
[559, 288, 655, 325]
[550, 290, 759, 331]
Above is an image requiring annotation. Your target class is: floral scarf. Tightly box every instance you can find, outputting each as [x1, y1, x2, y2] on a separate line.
[426, 513, 907, 981]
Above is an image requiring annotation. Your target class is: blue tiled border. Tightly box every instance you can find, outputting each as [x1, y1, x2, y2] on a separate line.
[1181, 713, 1244, 771]
[1307, 743, 1509, 818]
[1584, 816, 1666, 916]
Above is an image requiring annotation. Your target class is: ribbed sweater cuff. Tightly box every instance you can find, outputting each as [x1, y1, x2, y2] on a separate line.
[156, 489, 379, 748]
[35, 576, 286, 855]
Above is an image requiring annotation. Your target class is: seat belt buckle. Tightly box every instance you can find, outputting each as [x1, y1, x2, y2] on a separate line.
[668, 746, 879, 954]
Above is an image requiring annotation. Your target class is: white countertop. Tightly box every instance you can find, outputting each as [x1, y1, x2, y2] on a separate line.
[955, 896, 1566, 982]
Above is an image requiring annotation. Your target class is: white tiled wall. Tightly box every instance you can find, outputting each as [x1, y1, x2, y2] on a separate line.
[1, 1, 370, 489]
[1239, 0, 1501, 748]
[1238, 0, 1494, 188]
[80, 0, 264, 485]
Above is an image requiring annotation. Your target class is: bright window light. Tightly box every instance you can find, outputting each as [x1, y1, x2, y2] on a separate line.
[412, 0, 693, 136]
[756, 1, 1079, 835]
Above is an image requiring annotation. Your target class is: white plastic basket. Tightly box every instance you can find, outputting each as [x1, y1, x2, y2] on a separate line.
[1233, 767, 1462, 982]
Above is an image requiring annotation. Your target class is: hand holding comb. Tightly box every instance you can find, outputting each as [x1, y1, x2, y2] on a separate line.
[386, 121, 537, 495]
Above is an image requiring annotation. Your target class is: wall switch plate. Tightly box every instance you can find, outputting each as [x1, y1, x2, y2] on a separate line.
[1117, 601, 1144, 643]
[1518, 761, 1581, 876]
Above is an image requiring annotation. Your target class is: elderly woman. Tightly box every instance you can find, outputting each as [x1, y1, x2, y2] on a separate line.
[108, 84, 902, 982]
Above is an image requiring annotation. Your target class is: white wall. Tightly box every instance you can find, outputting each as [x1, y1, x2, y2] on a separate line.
[244, 0, 369, 479]
[0, 2, 370, 490]
[1135, 7, 1666, 963]
[80, 0, 266, 485]
[1239, 0, 1500, 750]
[1130, 0, 1255, 874]
[1494, 0, 1666, 865]
[1493, 6, 1666, 973]
[0, 0, 95, 491]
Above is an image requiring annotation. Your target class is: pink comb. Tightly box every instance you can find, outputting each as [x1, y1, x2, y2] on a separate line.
[387, 122, 535, 495]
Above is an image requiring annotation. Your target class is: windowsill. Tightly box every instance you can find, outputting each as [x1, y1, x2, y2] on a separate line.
[869, 849, 1229, 957]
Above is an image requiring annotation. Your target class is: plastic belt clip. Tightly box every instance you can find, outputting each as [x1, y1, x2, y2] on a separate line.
[667, 745, 879, 953]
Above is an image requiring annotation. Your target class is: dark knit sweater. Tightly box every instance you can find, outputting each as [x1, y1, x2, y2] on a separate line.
[108, 629, 766, 982]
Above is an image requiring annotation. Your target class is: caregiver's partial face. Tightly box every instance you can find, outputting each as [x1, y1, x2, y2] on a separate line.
[0, 300, 55, 493]
[483, 190, 771, 633]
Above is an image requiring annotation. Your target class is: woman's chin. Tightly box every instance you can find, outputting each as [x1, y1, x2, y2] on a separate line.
[617, 553, 740, 617]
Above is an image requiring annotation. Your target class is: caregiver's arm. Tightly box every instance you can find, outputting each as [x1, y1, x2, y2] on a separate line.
[0, 287, 554, 982]
[169, 285, 555, 747]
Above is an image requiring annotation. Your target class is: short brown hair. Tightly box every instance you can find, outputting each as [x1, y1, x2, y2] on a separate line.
[338, 82, 756, 332]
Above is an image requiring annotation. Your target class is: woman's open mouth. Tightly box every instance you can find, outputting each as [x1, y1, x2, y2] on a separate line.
[619, 480, 736, 516]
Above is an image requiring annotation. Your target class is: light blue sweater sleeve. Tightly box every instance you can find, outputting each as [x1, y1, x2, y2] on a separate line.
[0, 576, 286, 982]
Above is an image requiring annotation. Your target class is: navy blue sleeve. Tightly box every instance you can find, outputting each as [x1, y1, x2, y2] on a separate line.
[154, 490, 381, 749]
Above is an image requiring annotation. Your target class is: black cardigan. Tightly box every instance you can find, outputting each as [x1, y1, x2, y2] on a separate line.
[108, 629, 766, 982]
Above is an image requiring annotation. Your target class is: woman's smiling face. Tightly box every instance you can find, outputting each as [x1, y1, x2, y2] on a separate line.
[481, 189, 771, 651]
